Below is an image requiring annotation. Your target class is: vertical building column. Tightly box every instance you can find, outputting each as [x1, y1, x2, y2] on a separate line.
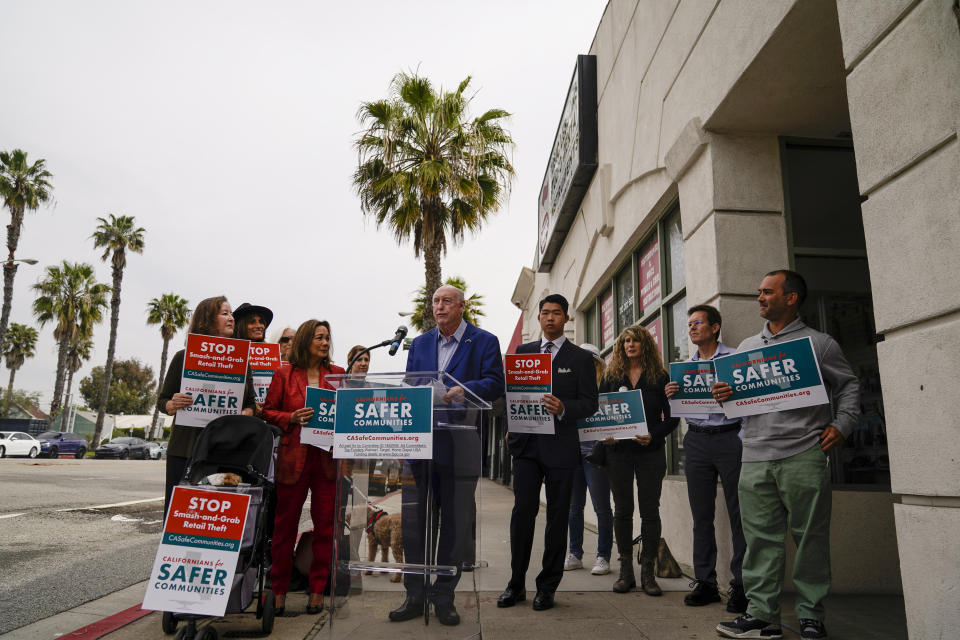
[837, 0, 960, 637]
[665, 120, 790, 347]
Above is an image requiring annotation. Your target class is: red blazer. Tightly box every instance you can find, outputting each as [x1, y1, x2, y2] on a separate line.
[262, 363, 345, 485]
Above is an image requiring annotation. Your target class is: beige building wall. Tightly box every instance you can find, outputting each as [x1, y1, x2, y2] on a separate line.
[835, 0, 960, 636]
[512, 0, 960, 621]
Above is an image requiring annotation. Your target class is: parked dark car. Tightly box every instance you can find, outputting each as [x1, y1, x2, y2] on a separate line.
[36, 431, 88, 459]
[95, 436, 152, 460]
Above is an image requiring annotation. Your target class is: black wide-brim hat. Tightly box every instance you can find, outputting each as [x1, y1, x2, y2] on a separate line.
[233, 302, 273, 329]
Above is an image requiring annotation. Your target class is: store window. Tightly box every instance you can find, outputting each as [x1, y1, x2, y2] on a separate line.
[578, 201, 688, 473]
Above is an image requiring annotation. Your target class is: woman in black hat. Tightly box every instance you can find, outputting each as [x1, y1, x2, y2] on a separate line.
[233, 302, 274, 343]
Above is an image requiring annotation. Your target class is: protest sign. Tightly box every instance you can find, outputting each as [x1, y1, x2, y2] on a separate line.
[577, 390, 648, 441]
[333, 386, 433, 459]
[504, 354, 554, 434]
[300, 386, 336, 450]
[177, 334, 251, 428]
[248, 343, 282, 404]
[143, 486, 251, 616]
[668, 360, 722, 415]
[714, 337, 829, 418]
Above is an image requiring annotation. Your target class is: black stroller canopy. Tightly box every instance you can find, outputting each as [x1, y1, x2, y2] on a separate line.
[184, 415, 280, 484]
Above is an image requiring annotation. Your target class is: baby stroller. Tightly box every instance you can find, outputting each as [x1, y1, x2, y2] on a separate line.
[161, 415, 281, 640]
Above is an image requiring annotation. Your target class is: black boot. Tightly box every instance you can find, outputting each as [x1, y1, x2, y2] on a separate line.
[612, 555, 636, 593]
[639, 556, 662, 596]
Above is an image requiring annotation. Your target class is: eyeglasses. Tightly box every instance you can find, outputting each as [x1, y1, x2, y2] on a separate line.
[687, 320, 707, 328]
[278, 337, 292, 344]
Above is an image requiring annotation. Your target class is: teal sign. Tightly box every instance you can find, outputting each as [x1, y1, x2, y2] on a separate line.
[576, 390, 648, 441]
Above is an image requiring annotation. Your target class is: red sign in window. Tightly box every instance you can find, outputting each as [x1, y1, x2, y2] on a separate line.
[639, 239, 661, 314]
[601, 290, 615, 348]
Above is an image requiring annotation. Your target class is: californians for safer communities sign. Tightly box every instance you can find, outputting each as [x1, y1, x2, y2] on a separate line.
[332, 386, 432, 459]
[505, 354, 554, 434]
[248, 343, 282, 404]
[713, 337, 829, 418]
[143, 486, 250, 616]
[577, 390, 648, 442]
[178, 334, 251, 428]
[668, 361, 722, 415]
[300, 387, 335, 450]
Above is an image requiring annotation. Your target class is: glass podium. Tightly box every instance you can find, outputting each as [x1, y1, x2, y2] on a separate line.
[324, 371, 491, 639]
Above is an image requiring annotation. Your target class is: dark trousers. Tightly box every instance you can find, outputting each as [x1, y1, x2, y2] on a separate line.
[684, 429, 746, 586]
[508, 456, 575, 593]
[606, 445, 666, 561]
[401, 460, 478, 605]
[164, 454, 189, 516]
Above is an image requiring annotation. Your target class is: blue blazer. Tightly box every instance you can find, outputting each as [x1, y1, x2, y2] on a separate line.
[405, 321, 505, 403]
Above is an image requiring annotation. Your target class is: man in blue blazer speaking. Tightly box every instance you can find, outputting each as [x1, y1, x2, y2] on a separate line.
[388, 284, 505, 626]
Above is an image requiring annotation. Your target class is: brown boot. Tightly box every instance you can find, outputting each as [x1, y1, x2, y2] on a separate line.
[612, 556, 636, 593]
[640, 557, 662, 596]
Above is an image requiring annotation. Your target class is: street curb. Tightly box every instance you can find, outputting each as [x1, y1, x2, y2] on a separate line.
[60, 605, 151, 639]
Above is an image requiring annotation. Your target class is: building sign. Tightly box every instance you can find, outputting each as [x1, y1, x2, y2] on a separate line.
[601, 290, 615, 348]
[639, 238, 661, 313]
[537, 54, 598, 272]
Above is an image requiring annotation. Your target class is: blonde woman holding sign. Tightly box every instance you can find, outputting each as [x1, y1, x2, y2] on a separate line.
[157, 296, 256, 514]
[600, 325, 678, 596]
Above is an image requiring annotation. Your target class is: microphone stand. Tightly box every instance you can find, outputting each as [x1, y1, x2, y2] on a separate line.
[346, 338, 399, 374]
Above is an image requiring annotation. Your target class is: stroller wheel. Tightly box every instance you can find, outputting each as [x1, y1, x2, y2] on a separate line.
[161, 612, 178, 635]
[196, 625, 218, 640]
[261, 589, 276, 634]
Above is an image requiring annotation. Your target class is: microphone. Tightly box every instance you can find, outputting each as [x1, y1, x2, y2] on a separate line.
[388, 326, 408, 356]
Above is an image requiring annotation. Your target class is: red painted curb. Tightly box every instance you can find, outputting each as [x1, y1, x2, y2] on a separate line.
[62, 604, 152, 639]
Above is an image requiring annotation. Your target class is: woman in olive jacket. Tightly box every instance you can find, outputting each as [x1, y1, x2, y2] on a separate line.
[157, 295, 256, 513]
[600, 324, 679, 596]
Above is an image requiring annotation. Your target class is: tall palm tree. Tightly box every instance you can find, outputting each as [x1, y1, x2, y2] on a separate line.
[146, 293, 190, 438]
[91, 214, 145, 447]
[32, 261, 109, 418]
[354, 72, 514, 331]
[2, 322, 38, 414]
[63, 336, 93, 412]
[406, 276, 486, 333]
[0, 149, 53, 350]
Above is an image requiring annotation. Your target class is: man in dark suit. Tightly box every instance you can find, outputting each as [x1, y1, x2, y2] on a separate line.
[497, 294, 599, 612]
[388, 284, 504, 626]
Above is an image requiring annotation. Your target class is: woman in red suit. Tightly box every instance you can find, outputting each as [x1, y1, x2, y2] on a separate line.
[262, 319, 344, 615]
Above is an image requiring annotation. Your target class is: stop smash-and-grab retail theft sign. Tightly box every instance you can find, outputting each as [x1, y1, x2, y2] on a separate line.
[143, 486, 251, 616]
[177, 334, 251, 428]
[505, 353, 554, 434]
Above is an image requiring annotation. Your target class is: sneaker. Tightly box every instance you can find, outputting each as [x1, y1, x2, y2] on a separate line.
[563, 553, 583, 571]
[716, 613, 783, 639]
[590, 557, 611, 575]
[799, 619, 828, 639]
[684, 579, 721, 606]
[726, 583, 748, 613]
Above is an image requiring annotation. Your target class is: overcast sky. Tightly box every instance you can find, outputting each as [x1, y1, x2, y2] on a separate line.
[0, 0, 607, 411]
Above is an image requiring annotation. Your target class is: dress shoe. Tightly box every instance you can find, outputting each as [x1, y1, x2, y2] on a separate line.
[531, 590, 555, 611]
[684, 580, 721, 606]
[434, 601, 460, 626]
[496, 586, 526, 608]
[388, 596, 424, 622]
[306, 594, 324, 614]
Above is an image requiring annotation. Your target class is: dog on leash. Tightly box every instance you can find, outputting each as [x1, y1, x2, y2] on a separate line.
[365, 505, 403, 582]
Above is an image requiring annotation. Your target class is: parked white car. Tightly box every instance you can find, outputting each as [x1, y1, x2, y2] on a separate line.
[0, 431, 40, 458]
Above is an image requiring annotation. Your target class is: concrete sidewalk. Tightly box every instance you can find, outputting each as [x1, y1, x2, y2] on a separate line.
[2, 478, 906, 639]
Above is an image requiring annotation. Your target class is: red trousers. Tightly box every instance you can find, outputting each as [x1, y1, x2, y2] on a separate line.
[270, 447, 336, 595]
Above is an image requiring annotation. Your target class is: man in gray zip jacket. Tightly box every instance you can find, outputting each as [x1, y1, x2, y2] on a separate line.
[713, 270, 860, 640]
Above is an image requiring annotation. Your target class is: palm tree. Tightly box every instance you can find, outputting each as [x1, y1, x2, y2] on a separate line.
[91, 214, 145, 447]
[63, 336, 94, 414]
[146, 293, 190, 438]
[2, 322, 39, 414]
[405, 276, 486, 333]
[32, 261, 109, 418]
[354, 72, 514, 331]
[0, 150, 53, 350]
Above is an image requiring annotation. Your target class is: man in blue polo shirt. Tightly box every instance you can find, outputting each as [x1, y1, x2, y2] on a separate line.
[666, 304, 747, 613]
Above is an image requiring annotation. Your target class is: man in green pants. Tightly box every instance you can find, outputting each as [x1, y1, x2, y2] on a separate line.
[713, 270, 860, 640]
